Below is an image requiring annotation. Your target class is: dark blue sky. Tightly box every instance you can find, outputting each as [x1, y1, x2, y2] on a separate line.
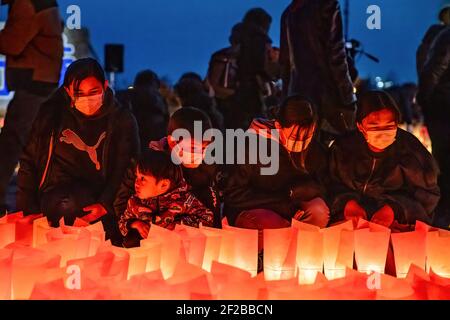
[1, 0, 446, 87]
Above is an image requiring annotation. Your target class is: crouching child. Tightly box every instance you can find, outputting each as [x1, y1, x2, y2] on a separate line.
[119, 150, 214, 248]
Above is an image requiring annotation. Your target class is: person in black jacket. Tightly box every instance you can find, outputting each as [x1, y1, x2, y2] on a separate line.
[114, 107, 222, 228]
[0, 0, 63, 216]
[330, 91, 440, 228]
[232, 8, 273, 129]
[280, 0, 356, 138]
[223, 95, 330, 234]
[207, 23, 242, 129]
[417, 25, 450, 228]
[174, 77, 225, 132]
[116, 69, 169, 151]
[16, 58, 140, 244]
[417, 5, 450, 76]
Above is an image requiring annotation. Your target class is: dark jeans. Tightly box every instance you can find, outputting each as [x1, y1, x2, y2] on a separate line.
[427, 119, 450, 227]
[40, 183, 123, 245]
[231, 82, 265, 130]
[234, 198, 330, 251]
[0, 90, 50, 207]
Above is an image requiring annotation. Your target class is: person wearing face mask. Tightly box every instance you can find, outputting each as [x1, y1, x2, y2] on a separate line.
[16, 58, 140, 245]
[114, 107, 223, 228]
[329, 91, 440, 228]
[223, 95, 330, 239]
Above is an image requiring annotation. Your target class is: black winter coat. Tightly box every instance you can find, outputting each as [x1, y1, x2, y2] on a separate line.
[17, 87, 140, 216]
[280, 0, 356, 131]
[328, 129, 440, 224]
[223, 119, 328, 225]
[417, 24, 446, 76]
[418, 26, 450, 121]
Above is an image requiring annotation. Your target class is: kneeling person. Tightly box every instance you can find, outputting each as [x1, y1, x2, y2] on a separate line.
[329, 90, 440, 227]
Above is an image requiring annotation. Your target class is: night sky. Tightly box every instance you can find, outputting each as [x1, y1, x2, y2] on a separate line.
[0, 0, 446, 87]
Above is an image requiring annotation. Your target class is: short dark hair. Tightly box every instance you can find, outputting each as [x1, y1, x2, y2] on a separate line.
[243, 8, 272, 32]
[439, 6, 450, 22]
[63, 58, 106, 92]
[179, 72, 203, 84]
[168, 107, 212, 136]
[229, 23, 244, 45]
[134, 69, 160, 89]
[137, 150, 183, 186]
[277, 95, 317, 128]
[356, 90, 401, 124]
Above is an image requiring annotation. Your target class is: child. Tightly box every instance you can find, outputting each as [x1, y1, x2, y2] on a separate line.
[115, 107, 222, 228]
[119, 150, 214, 248]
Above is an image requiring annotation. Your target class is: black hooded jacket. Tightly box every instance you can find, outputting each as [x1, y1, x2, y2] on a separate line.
[418, 26, 450, 121]
[17, 87, 140, 215]
[222, 119, 328, 225]
[329, 129, 440, 224]
[280, 0, 356, 129]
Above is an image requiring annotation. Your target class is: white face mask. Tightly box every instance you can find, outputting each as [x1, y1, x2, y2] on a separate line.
[74, 93, 104, 116]
[171, 140, 205, 168]
[366, 129, 397, 150]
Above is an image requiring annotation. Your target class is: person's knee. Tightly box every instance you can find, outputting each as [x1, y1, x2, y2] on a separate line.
[301, 198, 330, 228]
[235, 209, 290, 230]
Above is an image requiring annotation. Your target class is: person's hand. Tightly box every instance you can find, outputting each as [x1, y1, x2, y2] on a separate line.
[293, 210, 305, 221]
[131, 221, 150, 239]
[371, 205, 395, 228]
[82, 203, 108, 224]
[344, 200, 367, 221]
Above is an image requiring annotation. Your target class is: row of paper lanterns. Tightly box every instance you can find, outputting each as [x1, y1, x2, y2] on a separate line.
[1, 212, 450, 299]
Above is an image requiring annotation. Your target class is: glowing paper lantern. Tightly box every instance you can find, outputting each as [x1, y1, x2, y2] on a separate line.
[0, 214, 15, 249]
[67, 251, 116, 281]
[199, 226, 223, 272]
[292, 221, 324, 284]
[222, 224, 259, 277]
[30, 277, 119, 300]
[426, 231, 450, 278]
[175, 224, 207, 268]
[15, 214, 43, 245]
[141, 225, 183, 279]
[323, 220, 354, 280]
[38, 226, 91, 266]
[376, 274, 415, 300]
[210, 261, 259, 300]
[10, 246, 61, 300]
[326, 267, 377, 300]
[263, 227, 298, 281]
[32, 216, 52, 247]
[354, 223, 391, 274]
[0, 249, 13, 300]
[391, 231, 427, 278]
[96, 244, 130, 282]
[74, 219, 106, 256]
[127, 242, 162, 279]
[166, 262, 212, 299]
